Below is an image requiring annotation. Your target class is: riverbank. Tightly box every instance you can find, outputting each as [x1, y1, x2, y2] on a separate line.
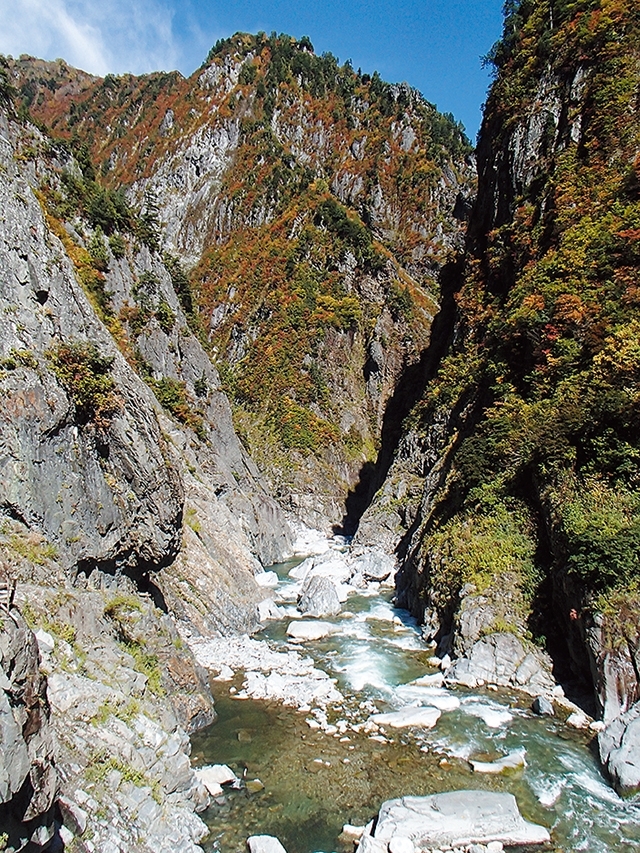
[185, 538, 640, 853]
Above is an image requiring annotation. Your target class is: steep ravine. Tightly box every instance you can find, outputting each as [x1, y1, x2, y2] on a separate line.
[357, 0, 640, 798]
[2, 5, 640, 848]
[7, 36, 474, 533]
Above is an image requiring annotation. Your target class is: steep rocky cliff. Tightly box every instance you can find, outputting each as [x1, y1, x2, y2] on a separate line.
[0, 66, 294, 847]
[0, 36, 477, 843]
[0, 96, 292, 627]
[7, 35, 473, 530]
[358, 0, 640, 740]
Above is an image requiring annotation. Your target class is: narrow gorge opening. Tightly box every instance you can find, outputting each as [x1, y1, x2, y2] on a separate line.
[337, 257, 464, 537]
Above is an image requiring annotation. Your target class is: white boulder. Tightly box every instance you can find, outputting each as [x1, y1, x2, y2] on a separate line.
[369, 791, 550, 847]
[286, 621, 339, 642]
[369, 707, 441, 729]
[247, 836, 288, 853]
[470, 748, 527, 774]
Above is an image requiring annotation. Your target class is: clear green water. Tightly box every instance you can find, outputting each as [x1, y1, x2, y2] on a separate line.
[191, 557, 640, 853]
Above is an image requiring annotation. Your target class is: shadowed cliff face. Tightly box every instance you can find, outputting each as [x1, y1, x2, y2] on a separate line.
[7, 36, 475, 532]
[0, 606, 57, 845]
[357, 0, 640, 718]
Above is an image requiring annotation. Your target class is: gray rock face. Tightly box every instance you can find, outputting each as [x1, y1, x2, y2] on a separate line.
[445, 633, 554, 695]
[297, 575, 341, 618]
[0, 607, 57, 832]
[599, 701, 640, 796]
[369, 791, 550, 847]
[0, 108, 292, 641]
[0, 111, 183, 578]
[584, 610, 640, 724]
[351, 550, 394, 582]
[16, 580, 213, 853]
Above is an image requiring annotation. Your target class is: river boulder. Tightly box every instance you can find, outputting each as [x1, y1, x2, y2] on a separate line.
[286, 621, 339, 642]
[365, 791, 550, 848]
[247, 835, 288, 853]
[445, 633, 554, 695]
[297, 575, 341, 617]
[598, 701, 640, 796]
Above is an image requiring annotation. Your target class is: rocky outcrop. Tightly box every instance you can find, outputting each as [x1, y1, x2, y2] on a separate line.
[599, 702, 640, 797]
[11, 579, 216, 853]
[0, 605, 57, 849]
[0, 110, 183, 578]
[583, 610, 640, 724]
[445, 633, 554, 696]
[0, 106, 291, 633]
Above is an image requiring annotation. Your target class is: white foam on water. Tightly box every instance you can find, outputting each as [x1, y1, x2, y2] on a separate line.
[574, 770, 625, 805]
[335, 645, 398, 693]
[429, 734, 480, 761]
[336, 622, 372, 642]
[384, 633, 426, 651]
[365, 600, 397, 622]
[462, 701, 513, 728]
[529, 775, 565, 807]
[395, 684, 461, 711]
[289, 527, 332, 556]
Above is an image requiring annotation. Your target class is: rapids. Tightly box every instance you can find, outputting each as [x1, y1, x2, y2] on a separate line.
[190, 544, 640, 853]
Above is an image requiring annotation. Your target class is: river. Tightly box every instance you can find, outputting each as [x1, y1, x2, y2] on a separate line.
[190, 545, 640, 853]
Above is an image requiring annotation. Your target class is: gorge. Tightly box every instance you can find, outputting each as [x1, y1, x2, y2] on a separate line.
[1, 2, 640, 851]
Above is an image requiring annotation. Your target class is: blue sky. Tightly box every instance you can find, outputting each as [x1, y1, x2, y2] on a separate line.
[0, 0, 505, 139]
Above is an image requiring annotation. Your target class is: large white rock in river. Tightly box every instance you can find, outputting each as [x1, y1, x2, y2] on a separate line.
[369, 707, 441, 729]
[365, 791, 550, 848]
[286, 621, 339, 642]
[297, 574, 341, 617]
[247, 836, 288, 853]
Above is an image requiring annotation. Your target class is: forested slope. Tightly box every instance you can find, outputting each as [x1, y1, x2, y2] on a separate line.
[359, 0, 640, 728]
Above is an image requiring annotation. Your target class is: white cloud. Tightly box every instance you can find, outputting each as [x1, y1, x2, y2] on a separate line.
[0, 0, 181, 75]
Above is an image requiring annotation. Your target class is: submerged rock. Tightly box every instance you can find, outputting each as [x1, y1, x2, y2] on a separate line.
[367, 791, 550, 847]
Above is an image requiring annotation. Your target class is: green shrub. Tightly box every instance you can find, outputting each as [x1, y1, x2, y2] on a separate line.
[109, 233, 126, 259]
[426, 500, 538, 612]
[0, 349, 38, 371]
[46, 341, 120, 428]
[273, 396, 339, 452]
[88, 226, 109, 272]
[561, 478, 640, 592]
[155, 298, 176, 334]
[151, 377, 205, 437]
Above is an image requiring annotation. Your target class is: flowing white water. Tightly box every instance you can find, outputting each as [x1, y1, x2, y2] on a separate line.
[191, 543, 640, 853]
